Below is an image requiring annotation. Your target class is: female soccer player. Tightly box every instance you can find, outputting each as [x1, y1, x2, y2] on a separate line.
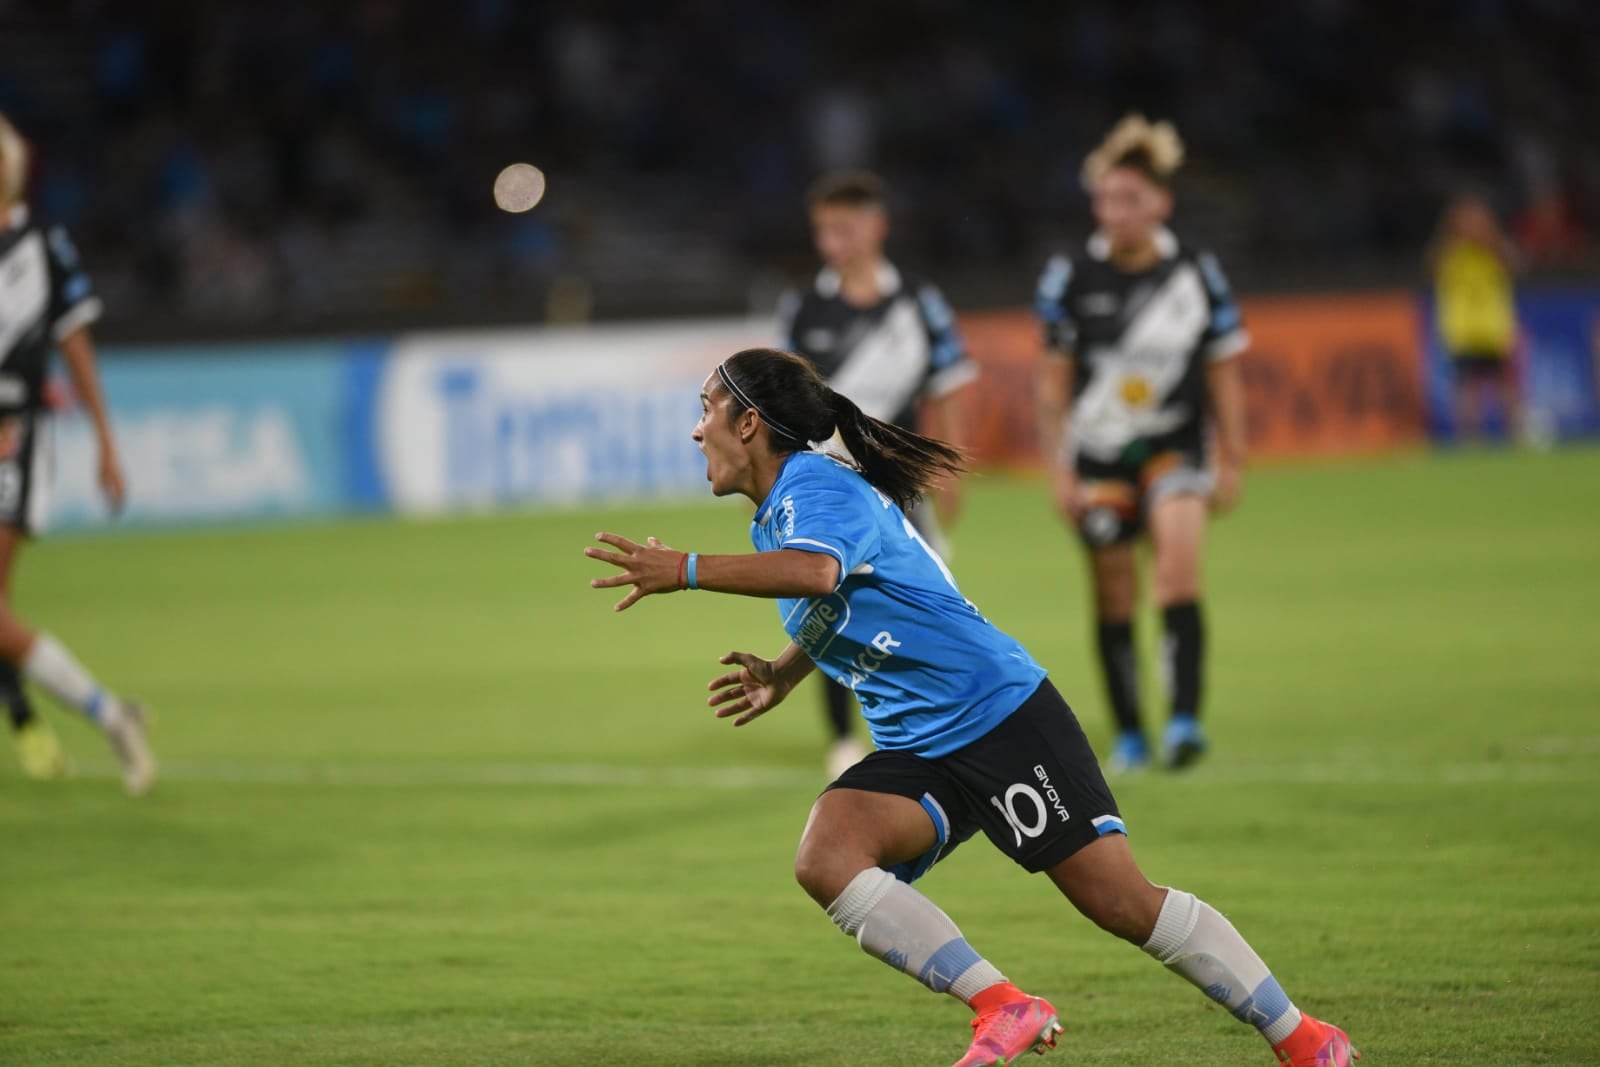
[1034, 115, 1249, 773]
[778, 170, 977, 780]
[0, 113, 155, 792]
[584, 348, 1357, 1067]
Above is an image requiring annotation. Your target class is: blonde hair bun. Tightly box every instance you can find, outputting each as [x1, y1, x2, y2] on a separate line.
[1082, 113, 1184, 191]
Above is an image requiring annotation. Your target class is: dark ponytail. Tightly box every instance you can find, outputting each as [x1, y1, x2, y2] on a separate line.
[718, 348, 965, 510]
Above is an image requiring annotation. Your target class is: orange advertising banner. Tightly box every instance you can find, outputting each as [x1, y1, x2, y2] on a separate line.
[955, 292, 1428, 465]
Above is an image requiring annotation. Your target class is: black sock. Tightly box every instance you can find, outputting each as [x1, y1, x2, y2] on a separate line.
[1095, 620, 1142, 735]
[1162, 600, 1205, 720]
[0, 660, 37, 730]
[822, 679, 855, 741]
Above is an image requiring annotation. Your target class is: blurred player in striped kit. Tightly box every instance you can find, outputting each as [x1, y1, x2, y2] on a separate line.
[779, 171, 977, 778]
[1035, 116, 1249, 773]
[0, 113, 155, 793]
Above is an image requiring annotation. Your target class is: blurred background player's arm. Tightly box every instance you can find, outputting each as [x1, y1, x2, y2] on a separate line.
[1033, 255, 1082, 520]
[44, 225, 125, 515]
[1196, 251, 1250, 514]
[1206, 355, 1246, 513]
[916, 283, 975, 527]
[1037, 353, 1080, 521]
[57, 327, 125, 514]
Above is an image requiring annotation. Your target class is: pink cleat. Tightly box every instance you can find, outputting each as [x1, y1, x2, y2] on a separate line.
[1272, 1014, 1361, 1066]
[950, 995, 1063, 1067]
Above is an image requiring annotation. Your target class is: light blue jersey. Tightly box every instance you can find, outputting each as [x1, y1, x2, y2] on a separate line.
[751, 451, 1047, 758]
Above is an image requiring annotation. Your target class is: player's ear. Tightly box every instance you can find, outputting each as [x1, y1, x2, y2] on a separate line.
[737, 408, 760, 445]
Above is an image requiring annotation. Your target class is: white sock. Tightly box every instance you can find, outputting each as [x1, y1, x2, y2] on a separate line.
[827, 867, 1007, 1002]
[1142, 888, 1303, 1045]
[22, 634, 121, 729]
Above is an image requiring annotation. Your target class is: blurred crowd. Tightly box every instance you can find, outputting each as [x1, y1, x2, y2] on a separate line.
[1, 0, 1596, 331]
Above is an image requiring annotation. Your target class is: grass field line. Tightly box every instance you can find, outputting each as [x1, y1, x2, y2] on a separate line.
[54, 755, 1600, 790]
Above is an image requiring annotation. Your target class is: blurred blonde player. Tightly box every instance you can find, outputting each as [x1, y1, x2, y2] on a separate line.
[1427, 194, 1522, 442]
[1034, 116, 1249, 773]
[0, 113, 154, 793]
[778, 171, 977, 778]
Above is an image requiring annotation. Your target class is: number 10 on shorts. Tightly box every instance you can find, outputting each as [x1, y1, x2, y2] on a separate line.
[990, 766, 1072, 847]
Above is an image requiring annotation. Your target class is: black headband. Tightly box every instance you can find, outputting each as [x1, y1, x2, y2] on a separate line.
[716, 362, 806, 444]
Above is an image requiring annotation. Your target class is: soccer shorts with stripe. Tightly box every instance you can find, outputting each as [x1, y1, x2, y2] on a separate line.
[826, 678, 1125, 881]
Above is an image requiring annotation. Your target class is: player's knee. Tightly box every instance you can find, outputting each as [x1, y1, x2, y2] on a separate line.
[1153, 555, 1201, 604]
[793, 839, 852, 907]
[1155, 573, 1201, 605]
[1092, 567, 1136, 618]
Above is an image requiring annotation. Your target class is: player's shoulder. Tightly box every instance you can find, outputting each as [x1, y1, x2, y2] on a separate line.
[784, 449, 862, 488]
[1172, 241, 1235, 295]
[782, 453, 885, 512]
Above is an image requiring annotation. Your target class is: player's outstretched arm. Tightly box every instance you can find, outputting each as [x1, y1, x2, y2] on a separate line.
[706, 644, 815, 726]
[585, 532, 840, 612]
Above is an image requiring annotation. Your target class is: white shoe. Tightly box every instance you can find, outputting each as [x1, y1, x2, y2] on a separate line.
[105, 700, 157, 796]
[826, 736, 868, 781]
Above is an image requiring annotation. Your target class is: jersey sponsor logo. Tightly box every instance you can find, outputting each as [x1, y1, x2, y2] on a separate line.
[778, 494, 797, 538]
[792, 593, 848, 658]
[1118, 375, 1153, 407]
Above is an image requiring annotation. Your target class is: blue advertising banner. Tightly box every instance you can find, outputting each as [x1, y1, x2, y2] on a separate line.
[49, 345, 348, 531]
[1423, 290, 1600, 441]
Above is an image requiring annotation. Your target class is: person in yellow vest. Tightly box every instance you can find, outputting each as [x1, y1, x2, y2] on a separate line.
[1428, 195, 1522, 442]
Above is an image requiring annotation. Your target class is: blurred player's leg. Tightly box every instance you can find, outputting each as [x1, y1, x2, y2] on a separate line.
[2, 659, 69, 778]
[1498, 364, 1523, 444]
[0, 527, 71, 779]
[1088, 543, 1145, 771]
[1150, 493, 1208, 769]
[821, 680, 866, 779]
[18, 633, 154, 795]
[1452, 373, 1482, 441]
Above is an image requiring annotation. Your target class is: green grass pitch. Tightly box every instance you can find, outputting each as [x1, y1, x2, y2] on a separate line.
[2, 447, 1597, 1065]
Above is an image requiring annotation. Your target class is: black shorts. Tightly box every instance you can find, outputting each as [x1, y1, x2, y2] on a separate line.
[1074, 436, 1211, 548]
[827, 679, 1124, 882]
[0, 412, 50, 536]
[1450, 350, 1512, 384]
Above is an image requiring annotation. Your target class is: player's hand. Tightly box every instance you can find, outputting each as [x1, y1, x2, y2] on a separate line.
[584, 533, 683, 611]
[707, 651, 792, 726]
[1210, 462, 1243, 515]
[98, 446, 127, 516]
[1052, 464, 1085, 522]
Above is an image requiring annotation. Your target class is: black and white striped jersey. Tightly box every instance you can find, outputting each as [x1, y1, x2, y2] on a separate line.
[0, 207, 101, 416]
[1033, 228, 1247, 463]
[778, 262, 976, 431]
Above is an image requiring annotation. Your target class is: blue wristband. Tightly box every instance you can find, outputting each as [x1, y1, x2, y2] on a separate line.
[686, 552, 700, 590]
